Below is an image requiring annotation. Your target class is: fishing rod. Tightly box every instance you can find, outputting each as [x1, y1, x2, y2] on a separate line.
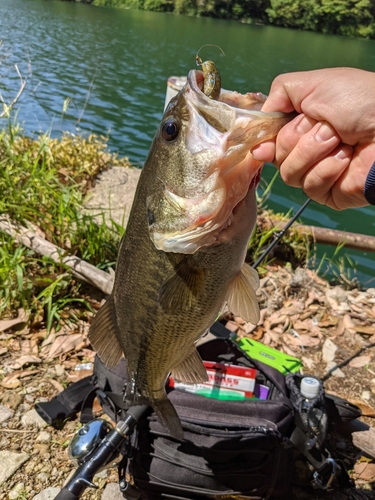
[252, 197, 312, 269]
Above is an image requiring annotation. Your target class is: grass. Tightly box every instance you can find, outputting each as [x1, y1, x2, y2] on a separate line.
[247, 171, 313, 273]
[0, 119, 131, 330]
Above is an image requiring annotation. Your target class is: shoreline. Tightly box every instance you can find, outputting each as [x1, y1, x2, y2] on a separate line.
[59, 0, 375, 40]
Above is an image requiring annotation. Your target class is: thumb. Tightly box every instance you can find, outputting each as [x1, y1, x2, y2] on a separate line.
[251, 139, 276, 163]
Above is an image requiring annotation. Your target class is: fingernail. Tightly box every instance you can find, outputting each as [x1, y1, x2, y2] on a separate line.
[315, 123, 335, 142]
[251, 145, 261, 161]
[296, 115, 314, 135]
[335, 148, 349, 160]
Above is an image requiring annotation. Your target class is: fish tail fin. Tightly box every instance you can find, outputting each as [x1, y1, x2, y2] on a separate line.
[153, 397, 183, 440]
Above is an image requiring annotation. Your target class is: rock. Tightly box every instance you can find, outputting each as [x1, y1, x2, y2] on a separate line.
[326, 361, 345, 378]
[337, 302, 351, 312]
[25, 386, 38, 394]
[36, 431, 51, 443]
[362, 390, 371, 400]
[101, 483, 124, 500]
[8, 483, 26, 500]
[0, 451, 29, 485]
[301, 356, 315, 370]
[54, 364, 65, 377]
[95, 468, 108, 478]
[33, 444, 49, 454]
[322, 339, 337, 363]
[13, 482, 25, 492]
[17, 403, 31, 413]
[36, 471, 50, 483]
[326, 286, 348, 304]
[0, 404, 14, 423]
[84, 166, 141, 229]
[32, 487, 61, 500]
[0, 391, 23, 410]
[21, 409, 47, 428]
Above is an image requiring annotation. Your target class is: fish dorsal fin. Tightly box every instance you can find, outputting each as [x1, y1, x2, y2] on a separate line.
[158, 258, 205, 312]
[171, 348, 208, 384]
[227, 263, 260, 325]
[88, 296, 124, 368]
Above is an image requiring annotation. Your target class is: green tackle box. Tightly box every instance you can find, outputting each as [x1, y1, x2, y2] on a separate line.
[236, 337, 303, 375]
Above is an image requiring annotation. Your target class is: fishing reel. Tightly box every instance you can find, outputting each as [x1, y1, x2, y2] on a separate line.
[54, 405, 148, 500]
[68, 419, 121, 470]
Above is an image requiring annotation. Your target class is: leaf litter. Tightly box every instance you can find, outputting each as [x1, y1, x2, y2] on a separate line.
[0, 267, 375, 498]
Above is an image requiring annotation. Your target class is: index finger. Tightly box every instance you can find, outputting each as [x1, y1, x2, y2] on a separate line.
[261, 70, 327, 115]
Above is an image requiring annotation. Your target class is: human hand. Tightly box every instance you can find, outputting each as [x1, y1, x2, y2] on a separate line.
[252, 68, 375, 210]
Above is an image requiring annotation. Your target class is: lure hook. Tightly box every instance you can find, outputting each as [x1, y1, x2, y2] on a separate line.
[195, 45, 225, 100]
[195, 44, 225, 67]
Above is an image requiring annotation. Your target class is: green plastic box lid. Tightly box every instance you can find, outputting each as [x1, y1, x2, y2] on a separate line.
[236, 337, 303, 375]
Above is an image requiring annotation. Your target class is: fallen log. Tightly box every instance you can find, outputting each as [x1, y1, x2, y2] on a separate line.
[339, 418, 375, 460]
[353, 428, 375, 459]
[264, 218, 375, 253]
[0, 217, 114, 295]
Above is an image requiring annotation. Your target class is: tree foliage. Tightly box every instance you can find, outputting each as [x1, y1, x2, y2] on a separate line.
[266, 0, 375, 38]
[88, 0, 375, 39]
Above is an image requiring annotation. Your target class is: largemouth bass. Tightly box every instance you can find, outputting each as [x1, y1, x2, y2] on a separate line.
[89, 65, 292, 439]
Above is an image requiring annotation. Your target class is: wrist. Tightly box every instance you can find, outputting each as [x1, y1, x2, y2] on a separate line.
[364, 162, 375, 205]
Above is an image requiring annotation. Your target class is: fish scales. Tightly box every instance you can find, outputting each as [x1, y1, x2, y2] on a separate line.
[89, 65, 293, 438]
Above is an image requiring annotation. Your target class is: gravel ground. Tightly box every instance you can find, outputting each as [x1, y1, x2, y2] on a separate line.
[1, 266, 375, 499]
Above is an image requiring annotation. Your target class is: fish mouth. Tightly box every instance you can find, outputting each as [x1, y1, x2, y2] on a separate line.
[150, 70, 290, 254]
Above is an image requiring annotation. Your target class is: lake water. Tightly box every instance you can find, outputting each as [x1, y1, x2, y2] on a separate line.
[1, 0, 375, 285]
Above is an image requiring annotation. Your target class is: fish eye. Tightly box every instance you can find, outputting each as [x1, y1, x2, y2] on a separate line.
[162, 119, 179, 142]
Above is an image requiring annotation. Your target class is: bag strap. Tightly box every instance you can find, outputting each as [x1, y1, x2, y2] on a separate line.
[35, 375, 97, 428]
[290, 425, 352, 489]
[80, 388, 130, 424]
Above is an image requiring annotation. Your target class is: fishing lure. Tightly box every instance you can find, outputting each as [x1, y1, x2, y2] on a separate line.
[195, 44, 225, 100]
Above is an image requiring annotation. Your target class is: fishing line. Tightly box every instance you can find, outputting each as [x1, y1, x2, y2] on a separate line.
[252, 197, 312, 269]
[322, 341, 375, 381]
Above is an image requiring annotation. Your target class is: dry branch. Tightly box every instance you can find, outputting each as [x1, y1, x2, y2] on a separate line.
[0, 217, 114, 295]
[265, 218, 375, 253]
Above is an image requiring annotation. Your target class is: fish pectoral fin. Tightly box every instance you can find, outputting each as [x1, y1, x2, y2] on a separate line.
[242, 261, 260, 290]
[171, 349, 208, 384]
[158, 258, 205, 312]
[227, 263, 260, 325]
[88, 295, 124, 369]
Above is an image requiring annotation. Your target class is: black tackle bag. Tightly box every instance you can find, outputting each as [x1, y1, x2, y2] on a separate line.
[36, 330, 361, 500]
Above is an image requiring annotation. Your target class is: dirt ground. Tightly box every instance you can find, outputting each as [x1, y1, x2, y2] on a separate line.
[0, 265, 375, 499]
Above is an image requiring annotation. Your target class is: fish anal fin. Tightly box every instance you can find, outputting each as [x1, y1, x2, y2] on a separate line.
[88, 296, 123, 368]
[153, 397, 184, 440]
[227, 263, 260, 325]
[171, 349, 208, 384]
[158, 258, 205, 312]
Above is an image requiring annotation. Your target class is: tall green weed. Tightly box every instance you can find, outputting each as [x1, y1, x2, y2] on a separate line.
[0, 122, 131, 329]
